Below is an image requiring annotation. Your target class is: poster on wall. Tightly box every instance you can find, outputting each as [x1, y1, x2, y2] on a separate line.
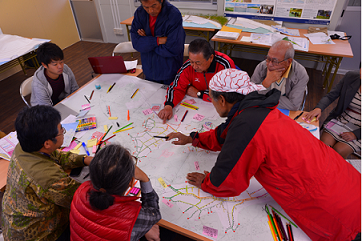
[224, 0, 337, 25]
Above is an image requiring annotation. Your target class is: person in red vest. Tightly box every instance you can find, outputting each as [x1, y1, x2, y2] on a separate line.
[70, 144, 161, 241]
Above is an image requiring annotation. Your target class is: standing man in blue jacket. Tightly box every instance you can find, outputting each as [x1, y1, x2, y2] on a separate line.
[131, 0, 185, 85]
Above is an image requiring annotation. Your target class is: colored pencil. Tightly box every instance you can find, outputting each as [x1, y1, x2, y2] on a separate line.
[180, 103, 198, 110]
[270, 205, 298, 228]
[131, 88, 139, 99]
[266, 205, 279, 241]
[102, 134, 116, 143]
[272, 210, 283, 241]
[113, 122, 133, 133]
[181, 110, 188, 122]
[181, 102, 199, 110]
[114, 126, 134, 133]
[108, 106, 111, 117]
[89, 90, 94, 100]
[107, 83, 116, 93]
[276, 212, 288, 241]
[268, 217, 278, 241]
[127, 110, 130, 121]
[153, 136, 168, 139]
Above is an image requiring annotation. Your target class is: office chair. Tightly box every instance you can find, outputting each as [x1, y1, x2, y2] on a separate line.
[20, 76, 33, 107]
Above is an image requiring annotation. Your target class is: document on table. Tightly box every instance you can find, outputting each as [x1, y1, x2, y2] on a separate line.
[304, 32, 335, 44]
[0, 132, 18, 161]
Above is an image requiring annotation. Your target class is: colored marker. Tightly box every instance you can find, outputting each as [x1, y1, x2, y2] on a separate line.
[127, 110, 130, 121]
[89, 90, 94, 100]
[81, 142, 90, 156]
[84, 95, 90, 103]
[181, 110, 188, 122]
[108, 106, 111, 117]
[293, 111, 304, 120]
[117, 122, 120, 127]
[131, 88, 139, 99]
[107, 83, 116, 93]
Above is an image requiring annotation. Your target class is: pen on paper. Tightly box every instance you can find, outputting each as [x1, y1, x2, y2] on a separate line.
[107, 83, 116, 93]
[131, 88, 139, 99]
[84, 95, 90, 103]
[181, 110, 188, 122]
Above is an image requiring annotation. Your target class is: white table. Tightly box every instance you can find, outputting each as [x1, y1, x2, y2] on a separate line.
[60, 74, 311, 241]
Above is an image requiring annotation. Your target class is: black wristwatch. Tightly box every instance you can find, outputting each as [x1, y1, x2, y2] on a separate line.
[197, 91, 204, 99]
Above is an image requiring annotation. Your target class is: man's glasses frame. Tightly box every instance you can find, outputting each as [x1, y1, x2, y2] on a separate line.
[265, 55, 288, 66]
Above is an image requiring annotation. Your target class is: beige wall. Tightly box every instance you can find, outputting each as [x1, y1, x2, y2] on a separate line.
[0, 0, 79, 49]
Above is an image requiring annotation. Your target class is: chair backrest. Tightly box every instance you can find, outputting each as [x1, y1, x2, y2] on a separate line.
[300, 86, 308, 111]
[184, 44, 189, 57]
[112, 41, 137, 56]
[20, 76, 33, 107]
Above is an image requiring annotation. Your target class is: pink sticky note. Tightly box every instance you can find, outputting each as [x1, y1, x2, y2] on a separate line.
[91, 131, 104, 140]
[185, 99, 196, 104]
[174, 115, 178, 122]
[62, 141, 78, 152]
[152, 104, 161, 111]
[82, 103, 91, 111]
[92, 145, 97, 153]
[194, 161, 200, 171]
[193, 114, 205, 121]
[143, 108, 153, 115]
[162, 198, 174, 208]
[203, 226, 218, 238]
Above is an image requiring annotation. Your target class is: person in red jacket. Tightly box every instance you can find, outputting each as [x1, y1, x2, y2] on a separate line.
[166, 69, 361, 241]
[70, 144, 161, 241]
[158, 38, 235, 123]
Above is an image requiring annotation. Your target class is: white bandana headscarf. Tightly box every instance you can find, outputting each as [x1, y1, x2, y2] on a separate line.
[209, 68, 266, 95]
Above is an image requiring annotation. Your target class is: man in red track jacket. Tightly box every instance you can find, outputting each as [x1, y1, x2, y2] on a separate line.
[166, 69, 361, 241]
[158, 39, 235, 123]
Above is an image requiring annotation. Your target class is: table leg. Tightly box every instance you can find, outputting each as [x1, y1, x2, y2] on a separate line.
[322, 57, 334, 90]
[327, 57, 342, 92]
[17, 58, 27, 75]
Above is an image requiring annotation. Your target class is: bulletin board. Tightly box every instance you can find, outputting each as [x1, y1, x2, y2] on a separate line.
[224, 0, 338, 25]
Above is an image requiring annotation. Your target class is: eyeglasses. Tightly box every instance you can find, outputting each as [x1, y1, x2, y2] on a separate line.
[57, 126, 66, 136]
[265, 56, 288, 66]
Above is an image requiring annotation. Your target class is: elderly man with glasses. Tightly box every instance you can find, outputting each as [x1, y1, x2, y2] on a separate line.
[2, 105, 92, 241]
[251, 40, 309, 110]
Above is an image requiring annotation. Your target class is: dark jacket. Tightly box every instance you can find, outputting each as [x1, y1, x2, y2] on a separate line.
[315, 70, 361, 140]
[131, 1, 185, 84]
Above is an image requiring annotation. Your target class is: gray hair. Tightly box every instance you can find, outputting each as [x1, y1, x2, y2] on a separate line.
[271, 40, 295, 59]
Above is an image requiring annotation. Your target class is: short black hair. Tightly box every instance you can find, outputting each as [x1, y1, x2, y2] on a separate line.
[37, 42, 64, 66]
[209, 89, 245, 104]
[15, 106, 61, 152]
[88, 144, 135, 210]
[140, 0, 162, 3]
[189, 38, 215, 60]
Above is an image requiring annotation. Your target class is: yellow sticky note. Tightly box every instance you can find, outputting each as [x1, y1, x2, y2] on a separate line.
[74, 143, 82, 150]
[104, 125, 108, 132]
[158, 177, 167, 188]
[70, 149, 80, 154]
[311, 117, 317, 122]
[87, 138, 97, 147]
[109, 117, 118, 120]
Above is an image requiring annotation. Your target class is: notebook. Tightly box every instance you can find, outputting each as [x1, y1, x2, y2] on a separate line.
[88, 56, 127, 74]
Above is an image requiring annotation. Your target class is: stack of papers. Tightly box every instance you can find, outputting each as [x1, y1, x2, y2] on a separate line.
[304, 32, 335, 45]
[183, 15, 222, 29]
[0, 132, 18, 161]
[250, 33, 309, 52]
[214, 31, 240, 40]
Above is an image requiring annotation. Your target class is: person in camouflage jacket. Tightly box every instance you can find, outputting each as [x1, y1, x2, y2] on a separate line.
[1, 106, 92, 240]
